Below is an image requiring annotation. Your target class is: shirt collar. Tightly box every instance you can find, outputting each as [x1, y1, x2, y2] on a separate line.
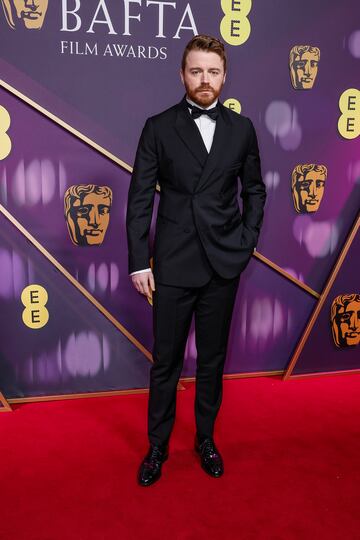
[186, 96, 218, 110]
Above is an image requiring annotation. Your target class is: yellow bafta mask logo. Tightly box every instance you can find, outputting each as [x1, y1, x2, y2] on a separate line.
[289, 45, 320, 90]
[291, 164, 327, 213]
[331, 294, 360, 348]
[64, 184, 113, 246]
[1, 0, 48, 30]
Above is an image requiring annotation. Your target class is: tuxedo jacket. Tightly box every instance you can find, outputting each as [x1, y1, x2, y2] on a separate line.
[126, 95, 266, 287]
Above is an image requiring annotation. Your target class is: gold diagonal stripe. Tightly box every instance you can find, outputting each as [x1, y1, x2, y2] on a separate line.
[253, 251, 320, 298]
[0, 203, 153, 364]
[287, 369, 360, 380]
[0, 391, 12, 412]
[7, 381, 187, 405]
[180, 370, 284, 383]
[0, 78, 132, 172]
[0, 78, 321, 298]
[283, 213, 360, 380]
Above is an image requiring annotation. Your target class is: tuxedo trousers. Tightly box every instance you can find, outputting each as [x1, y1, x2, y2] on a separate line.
[148, 269, 240, 446]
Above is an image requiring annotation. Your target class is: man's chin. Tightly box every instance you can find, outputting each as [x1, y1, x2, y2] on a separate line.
[192, 92, 217, 107]
[344, 334, 360, 347]
[22, 20, 43, 29]
[21, 12, 43, 29]
[85, 235, 104, 245]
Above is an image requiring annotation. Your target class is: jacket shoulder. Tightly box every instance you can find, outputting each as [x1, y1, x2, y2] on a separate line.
[221, 104, 254, 129]
[146, 103, 179, 126]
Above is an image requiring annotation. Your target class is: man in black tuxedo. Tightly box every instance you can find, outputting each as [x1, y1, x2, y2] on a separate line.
[126, 35, 266, 486]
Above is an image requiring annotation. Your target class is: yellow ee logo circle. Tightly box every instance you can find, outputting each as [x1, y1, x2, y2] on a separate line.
[223, 98, 242, 114]
[21, 284, 49, 329]
[0, 105, 12, 160]
[338, 88, 360, 139]
[220, 0, 252, 46]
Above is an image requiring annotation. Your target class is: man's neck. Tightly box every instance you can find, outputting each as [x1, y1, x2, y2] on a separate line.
[186, 96, 218, 110]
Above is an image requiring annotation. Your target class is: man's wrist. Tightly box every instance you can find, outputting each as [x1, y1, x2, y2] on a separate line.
[130, 268, 152, 276]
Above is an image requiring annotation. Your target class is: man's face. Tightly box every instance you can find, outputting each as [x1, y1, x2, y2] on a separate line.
[67, 192, 111, 246]
[292, 51, 319, 89]
[2, 0, 48, 30]
[180, 49, 226, 107]
[296, 170, 326, 213]
[337, 300, 360, 347]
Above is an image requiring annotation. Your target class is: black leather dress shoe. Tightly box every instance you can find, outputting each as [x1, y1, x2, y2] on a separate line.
[195, 437, 224, 478]
[138, 444, 169, 486]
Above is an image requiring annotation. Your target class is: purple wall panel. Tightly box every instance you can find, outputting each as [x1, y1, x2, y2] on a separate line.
[0, 0, 359, 394]
[293, 225, 360, 375]
[0, 87, 156, 358]
[1, 1, 359, 290]
[0, 212, 152, 398]
[183, 259, 316, 376]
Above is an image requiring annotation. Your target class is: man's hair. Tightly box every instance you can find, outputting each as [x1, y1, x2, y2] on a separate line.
[289, 45, 320, 67]
[291, 164, 327, 188]
[64, 184, 113, 217]
[181, 34, 227, 72]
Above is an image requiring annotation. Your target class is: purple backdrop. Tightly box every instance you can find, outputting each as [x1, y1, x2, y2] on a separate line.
[0, 0, 359, 396]
[293, 223, 360, 376]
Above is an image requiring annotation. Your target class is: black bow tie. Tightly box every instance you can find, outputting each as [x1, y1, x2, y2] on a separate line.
[188, 103, 219, 121]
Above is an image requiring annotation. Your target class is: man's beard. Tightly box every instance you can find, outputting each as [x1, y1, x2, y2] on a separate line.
[185, 82, 222, 107]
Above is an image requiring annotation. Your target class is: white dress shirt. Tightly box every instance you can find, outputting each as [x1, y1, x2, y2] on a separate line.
[185, 96, 218, 153]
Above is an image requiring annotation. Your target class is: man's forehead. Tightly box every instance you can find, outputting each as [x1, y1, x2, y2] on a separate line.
[72, 194, 110, 206]
[299, 171, 326, 180]
[346, 301, 360, 311]
[185, 50, 224, 69]
[82, 193, 111, 203]
[295, 51, 318, 61]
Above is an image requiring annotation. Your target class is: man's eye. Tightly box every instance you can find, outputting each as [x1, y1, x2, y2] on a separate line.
[99, 206, 110, 215]
[340, 313, 351, 322]
[300, 182, 310, 189]
[77, 207, 89, 216]
[296, 62, 306, 69]
[311, 61, 318, 67]
[316, 181, 325, 188]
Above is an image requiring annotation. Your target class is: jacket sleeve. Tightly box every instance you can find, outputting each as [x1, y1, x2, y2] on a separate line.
[239, 118, 267, 248]
[126, 118, 158, 274]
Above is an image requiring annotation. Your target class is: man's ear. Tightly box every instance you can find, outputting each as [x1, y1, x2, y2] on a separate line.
[180, 69, 184, 85]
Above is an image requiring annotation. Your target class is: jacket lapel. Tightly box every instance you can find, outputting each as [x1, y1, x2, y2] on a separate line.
[174, 95, 208, 168]
[174, 96, 233, 193]
[194, 102, 232, 193]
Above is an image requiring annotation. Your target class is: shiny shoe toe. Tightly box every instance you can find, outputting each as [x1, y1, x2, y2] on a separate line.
[138, 444, 169, 487]
[195, 437, 224, 478]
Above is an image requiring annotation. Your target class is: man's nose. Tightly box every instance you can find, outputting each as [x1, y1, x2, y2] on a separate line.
[304, 61, 311, 75]
[88, 208, 99, 226]
[201, 71, 210, 84]
[25, 0, 37, 8]
[349, 313, 357, 330]
[308, 183, 316, 197]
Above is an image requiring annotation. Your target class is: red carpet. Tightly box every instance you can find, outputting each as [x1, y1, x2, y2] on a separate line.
[1, 375, 360, 540]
